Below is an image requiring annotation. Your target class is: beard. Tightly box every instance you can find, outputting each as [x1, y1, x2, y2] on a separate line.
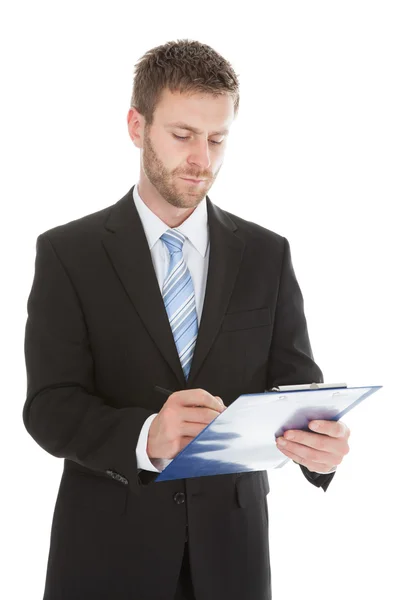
[142, 127, 219, 209]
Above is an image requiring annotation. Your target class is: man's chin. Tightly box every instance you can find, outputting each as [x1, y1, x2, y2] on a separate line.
[165, 187, 204, 208]
[167, 197, 200, 209]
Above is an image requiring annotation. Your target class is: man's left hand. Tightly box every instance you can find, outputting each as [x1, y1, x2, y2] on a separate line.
[276, 420, 351, 473]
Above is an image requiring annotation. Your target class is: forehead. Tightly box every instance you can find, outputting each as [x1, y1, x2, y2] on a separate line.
[154, 88, 235, 134]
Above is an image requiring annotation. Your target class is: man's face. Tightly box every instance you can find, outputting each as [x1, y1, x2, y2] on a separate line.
[129, 88, 235, 209]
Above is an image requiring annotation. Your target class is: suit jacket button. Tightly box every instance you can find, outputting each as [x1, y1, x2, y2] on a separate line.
[173, 492, 185, 504]
[106, 470, 127, 484]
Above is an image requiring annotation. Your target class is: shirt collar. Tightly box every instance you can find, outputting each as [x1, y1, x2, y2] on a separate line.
[132, 183, 209, 257]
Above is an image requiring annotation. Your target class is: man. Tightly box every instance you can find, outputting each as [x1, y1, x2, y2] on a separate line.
[23, 39, 350, 600]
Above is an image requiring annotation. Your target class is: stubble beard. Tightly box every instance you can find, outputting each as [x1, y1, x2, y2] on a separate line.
[142, 130, 217, 209]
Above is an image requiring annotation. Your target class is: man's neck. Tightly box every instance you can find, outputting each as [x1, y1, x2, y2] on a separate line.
[137, 181, 199, 228]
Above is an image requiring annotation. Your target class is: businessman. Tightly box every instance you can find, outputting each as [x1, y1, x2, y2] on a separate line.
[23, 39, 350, 600]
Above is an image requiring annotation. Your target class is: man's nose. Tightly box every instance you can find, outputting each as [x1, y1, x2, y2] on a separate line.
[187, 140, 212, 170]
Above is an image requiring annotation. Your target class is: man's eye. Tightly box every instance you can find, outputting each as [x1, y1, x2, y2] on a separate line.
[173, 134, 222, 145]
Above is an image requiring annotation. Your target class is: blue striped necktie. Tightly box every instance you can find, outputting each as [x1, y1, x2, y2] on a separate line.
[160, 229, 198, 380]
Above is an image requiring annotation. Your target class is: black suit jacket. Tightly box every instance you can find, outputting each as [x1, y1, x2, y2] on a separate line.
[23, 185, 335, 600]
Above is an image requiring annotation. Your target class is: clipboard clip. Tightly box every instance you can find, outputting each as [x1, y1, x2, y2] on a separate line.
[269, 382, 347, 392]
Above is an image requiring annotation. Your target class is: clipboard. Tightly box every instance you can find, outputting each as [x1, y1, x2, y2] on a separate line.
[154, 383, 382, 482]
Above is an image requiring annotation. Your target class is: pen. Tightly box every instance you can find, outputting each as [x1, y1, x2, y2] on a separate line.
[154, 386, 224, 410]
[154, 386, 174, 397]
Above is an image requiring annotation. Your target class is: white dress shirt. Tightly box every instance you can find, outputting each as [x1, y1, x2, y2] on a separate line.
[133, 183, 336, 476]
[133, 183, 210, 472]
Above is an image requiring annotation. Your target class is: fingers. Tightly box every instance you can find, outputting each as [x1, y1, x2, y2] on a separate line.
[181, 406, 221, 425]
[308, 419, 350, 439]
[278, 430, 339, 453]
[215, 395, 225, 407]
[276, 430, 349, 460]
[276, 422, 350, 471]
[156, 389, 225, 457]
[171, 389, 225, 413]
[278, 420, 350, 458]
[180, 421, 209, 439]
[178, 436, 196, 453]
[277, 437, 340, 467]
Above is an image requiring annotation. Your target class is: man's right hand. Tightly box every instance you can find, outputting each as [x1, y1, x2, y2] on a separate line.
[147, 389, 226, 460]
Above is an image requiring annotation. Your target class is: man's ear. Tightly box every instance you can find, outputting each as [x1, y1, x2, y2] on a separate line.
[127, 107, 144, 149]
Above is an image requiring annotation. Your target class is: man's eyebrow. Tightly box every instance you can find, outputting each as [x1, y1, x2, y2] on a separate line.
[166, 121, 229, 136]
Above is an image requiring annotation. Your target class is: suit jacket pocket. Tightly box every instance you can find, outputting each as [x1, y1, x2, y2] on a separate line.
[221, 307, 271, 332]
[235, 471, 270, 509]
[57, 467, 128, 516]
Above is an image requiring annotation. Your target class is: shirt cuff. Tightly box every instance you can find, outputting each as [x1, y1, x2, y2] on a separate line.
[136, 413, 173, 473]
[311, 465, 337, 474]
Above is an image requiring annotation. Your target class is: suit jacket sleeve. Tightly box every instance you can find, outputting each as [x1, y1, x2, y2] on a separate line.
[266, 237, 335, 492]
[23, 233, 155, 495]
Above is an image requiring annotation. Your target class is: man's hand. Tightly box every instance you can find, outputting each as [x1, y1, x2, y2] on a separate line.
[147, 389, 226, 460]
[276, 420, 351, 473]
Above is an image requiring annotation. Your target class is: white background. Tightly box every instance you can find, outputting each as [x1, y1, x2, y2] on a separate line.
[1, 1, 399, 598]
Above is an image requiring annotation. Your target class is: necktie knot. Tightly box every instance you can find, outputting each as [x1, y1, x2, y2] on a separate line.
[160, 229, 185, 254]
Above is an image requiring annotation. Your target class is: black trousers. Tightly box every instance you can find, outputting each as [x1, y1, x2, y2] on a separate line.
[174, 541, 196, 600]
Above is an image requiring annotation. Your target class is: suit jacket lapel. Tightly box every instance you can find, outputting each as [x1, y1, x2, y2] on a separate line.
[102, 186, 186, 387]
[186, 199, 244, 386]
[101, 186, 245, 388]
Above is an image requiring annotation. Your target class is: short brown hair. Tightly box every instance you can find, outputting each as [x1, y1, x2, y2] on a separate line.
[130, 39, 240, 126]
